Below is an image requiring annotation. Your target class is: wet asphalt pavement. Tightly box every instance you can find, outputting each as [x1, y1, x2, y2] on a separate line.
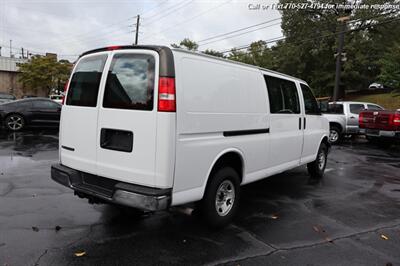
[0, 130, 400, 266]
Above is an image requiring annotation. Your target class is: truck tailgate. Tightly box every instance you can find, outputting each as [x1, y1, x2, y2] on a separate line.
[360, 110, 400, 131]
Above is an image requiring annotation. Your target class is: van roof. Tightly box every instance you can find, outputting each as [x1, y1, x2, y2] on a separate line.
[80, 45, 307, 84]
[171, 48, 307, 84]
[80, 45, 175, 77]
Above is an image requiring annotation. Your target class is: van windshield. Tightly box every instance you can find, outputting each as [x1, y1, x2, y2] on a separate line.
[103, 54, 155, 110]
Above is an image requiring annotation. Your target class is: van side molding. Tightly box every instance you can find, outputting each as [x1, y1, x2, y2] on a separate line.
[223, 128, 270, 137]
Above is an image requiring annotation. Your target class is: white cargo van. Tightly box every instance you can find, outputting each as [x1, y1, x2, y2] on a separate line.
[51, 45, 329, 227]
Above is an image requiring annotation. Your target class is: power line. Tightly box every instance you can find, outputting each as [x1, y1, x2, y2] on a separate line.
[143, 0, 195, 27]
[44, 16, 136, 46]
[141, 0, 232, 42]
[199, 21, 282, 47]
[218, 16, 400, 55]
[142, 0, 187, 22]
[218, 36, 285, 53]
[140, 0, 169, 17]
[142, 1, 181, 20]
[197, 17, 281, 43]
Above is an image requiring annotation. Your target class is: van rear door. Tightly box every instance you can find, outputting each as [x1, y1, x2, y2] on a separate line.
[96, 50, 159, 187]
[61, 53, 108, 174]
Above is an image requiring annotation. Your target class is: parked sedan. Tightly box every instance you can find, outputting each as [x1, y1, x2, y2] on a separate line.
[0, 92, 16, 104]
[0, 98, 61, 131]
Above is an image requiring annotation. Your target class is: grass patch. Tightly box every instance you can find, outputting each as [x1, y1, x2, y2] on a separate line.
[347, 92, 400, 110]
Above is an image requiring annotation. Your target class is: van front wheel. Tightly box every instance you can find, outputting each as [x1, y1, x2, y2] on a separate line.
[201, 167, 240, 228]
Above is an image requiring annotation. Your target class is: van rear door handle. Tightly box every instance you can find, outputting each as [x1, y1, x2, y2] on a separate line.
[304, 117, 306, 129]
[299, 117, 301, 130]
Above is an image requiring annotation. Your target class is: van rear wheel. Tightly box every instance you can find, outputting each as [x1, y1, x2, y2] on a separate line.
[201, 167, 240, 228]
[307, 143, 328, 179]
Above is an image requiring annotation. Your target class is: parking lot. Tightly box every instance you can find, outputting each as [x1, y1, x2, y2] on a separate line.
[0, 130, 400, 266]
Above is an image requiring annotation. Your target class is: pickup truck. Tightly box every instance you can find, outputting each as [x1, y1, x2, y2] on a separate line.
[359, 109, 400, 142]
[320, 101, 384, 144]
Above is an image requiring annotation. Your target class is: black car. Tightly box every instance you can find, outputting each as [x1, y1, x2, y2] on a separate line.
[0, 92, 16, 105]
[0, 98, 61, 131]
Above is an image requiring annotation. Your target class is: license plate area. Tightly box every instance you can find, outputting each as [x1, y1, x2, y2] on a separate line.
[366, 129, 380, 136]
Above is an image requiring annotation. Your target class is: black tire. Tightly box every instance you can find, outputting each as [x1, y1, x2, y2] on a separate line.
[307, 143, 328, 179]
[329, 125, 341, 145]
[5, 114, 25, 131]
[201, 167, 240, 228]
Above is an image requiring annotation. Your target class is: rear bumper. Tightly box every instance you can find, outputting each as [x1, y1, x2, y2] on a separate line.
[345, 125, 360, 134]
[51, 164, 171, 211]
[360, 128, 400, 138]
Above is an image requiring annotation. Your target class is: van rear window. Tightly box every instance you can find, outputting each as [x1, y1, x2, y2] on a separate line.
[103, 54, 155, 110]
[66, 55, 107, 107]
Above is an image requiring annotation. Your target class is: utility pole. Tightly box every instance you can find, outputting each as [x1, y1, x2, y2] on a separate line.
[333, 3, 352, 102]
[9, 40, 12, 57]
[135, 15, 140, 45]
[333, 19, 346, 101]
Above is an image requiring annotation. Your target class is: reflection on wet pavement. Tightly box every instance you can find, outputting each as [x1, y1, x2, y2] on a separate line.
[0, 131, 400, 266]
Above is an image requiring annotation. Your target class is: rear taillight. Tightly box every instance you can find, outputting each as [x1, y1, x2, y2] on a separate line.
[158, 77, 176, 112]
[359, 112, 364, 128]
[393, 112, 400, 126]
[61, 79, 69, 105]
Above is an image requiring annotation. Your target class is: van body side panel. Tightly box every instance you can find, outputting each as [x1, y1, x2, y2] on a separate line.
[171, 51, 270, 205]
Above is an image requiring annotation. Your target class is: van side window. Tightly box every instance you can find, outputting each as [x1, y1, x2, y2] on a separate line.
[264, 75, 300, 114]
[66, 55, 107, 107]
[300, 84, 320, 115]
[103, 54, 155, 110]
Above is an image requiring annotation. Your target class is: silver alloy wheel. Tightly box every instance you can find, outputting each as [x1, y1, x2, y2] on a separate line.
[329, 129, 339, 143]
[7, 115, 23, 131]
[318, 150, 326, 170]
[215, 180, 235, 217]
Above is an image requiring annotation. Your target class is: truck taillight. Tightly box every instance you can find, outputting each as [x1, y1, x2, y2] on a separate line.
[158, 77, 176, 112]
[61, 79, 69, 105]
[393, 112, 400, 126]
[359, 112, 364, 128]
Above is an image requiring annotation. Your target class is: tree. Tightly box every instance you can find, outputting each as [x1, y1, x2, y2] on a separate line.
[378, 42, 400, 89]
[171, 38, 199, 51]
[18, 56, 72, 95]
[203, 49, 225, 58]
[172, 4, 400, 98]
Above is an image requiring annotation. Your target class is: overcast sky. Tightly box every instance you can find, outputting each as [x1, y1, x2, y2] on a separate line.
[0, 0, 282, 61]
